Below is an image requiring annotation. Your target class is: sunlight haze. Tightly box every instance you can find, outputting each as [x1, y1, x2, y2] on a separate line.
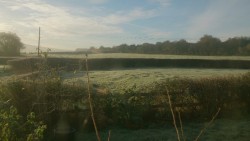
[0, 0, 250, 51]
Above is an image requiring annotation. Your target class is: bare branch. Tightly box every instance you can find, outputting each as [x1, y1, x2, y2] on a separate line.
[195, 108, 221, 141]
[167, 90, 181, 141]
[85, 54, 101, 141]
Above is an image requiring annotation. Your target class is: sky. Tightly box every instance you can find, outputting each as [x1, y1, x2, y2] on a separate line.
[0, 0, 250, 51]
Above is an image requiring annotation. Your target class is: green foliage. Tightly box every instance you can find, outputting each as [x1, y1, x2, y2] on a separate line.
[0, 106, 46, 141]
[100, 87, 150, 128]
[4, 77, 85, 120]
[0, 106, 20, 141]
[0, 32, 24, 56]
[1, 55, 86, 138]
[26, 112, 47, 141]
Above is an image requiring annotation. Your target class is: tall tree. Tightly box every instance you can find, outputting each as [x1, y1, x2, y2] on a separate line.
[197, 35, 221, 55]
[0, 32, 24, 56]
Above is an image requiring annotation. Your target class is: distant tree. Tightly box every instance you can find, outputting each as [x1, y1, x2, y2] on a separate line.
[239, 44, 250, 55]
[89, 46, 99, 53]
[174, 39, 189, 54]
[222, 37, 241, 55]
[116, 44, 129, 53]
[0, 32, 24, 56]
[95, 35, 250, 55]
[99, 46, 113, 53]
[244, 44, 250, 54]
[196, 35, 221, 55]
[161, 40, 174, 54]
[141, 43, 154, 53]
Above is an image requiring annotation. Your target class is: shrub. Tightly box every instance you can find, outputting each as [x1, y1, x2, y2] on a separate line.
[100, 88, 150, 128]
[0, 106, 46, 141]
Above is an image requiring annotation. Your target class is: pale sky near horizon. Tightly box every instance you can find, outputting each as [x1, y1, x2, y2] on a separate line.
[0, 0, 250, 51]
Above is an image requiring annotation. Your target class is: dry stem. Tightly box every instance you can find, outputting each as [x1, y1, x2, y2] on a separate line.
[194, 108, 221, 141]
[107, 130, 111, 141]
[167, 90, 181, 141]
[177, 110, 186, 141]
[85, 55, 101, 141]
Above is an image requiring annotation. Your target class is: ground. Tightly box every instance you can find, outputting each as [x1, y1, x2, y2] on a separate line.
[74, 119, 250, 141]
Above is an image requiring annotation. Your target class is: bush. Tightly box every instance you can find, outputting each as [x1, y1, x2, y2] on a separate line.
[7, 58, 44, 73]
[151, 73, 250, 119]
[0, 106, 46, 141]
[100, 88, 151, 128]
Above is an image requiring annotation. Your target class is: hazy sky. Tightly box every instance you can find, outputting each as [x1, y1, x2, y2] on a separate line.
[0, 0, 250, 50]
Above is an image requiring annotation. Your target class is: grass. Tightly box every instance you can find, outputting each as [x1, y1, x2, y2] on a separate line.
[5, 54, 250, 71]
[23, 53, 250, 60]
[62, 68, 249, 93]
[75, 119, 250, 141]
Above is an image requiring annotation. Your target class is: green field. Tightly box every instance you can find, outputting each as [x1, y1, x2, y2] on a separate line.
[2, 53, 250, 93]
[1, 67, 249, 93]
[24, 53, 250, 60]
[62, 68, 249, 93]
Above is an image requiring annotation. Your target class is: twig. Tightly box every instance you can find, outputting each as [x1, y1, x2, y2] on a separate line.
[85, 54, 101, 141]
[107, 130, 111, 141]
[167, 90, 181, 141]
[177, 110, 186, 141]
[194, 108, 221, 141]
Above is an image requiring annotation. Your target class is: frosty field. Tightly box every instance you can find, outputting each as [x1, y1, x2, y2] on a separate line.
[62, 68, 249, 93]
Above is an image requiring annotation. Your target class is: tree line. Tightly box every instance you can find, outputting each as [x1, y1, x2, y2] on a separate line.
[1, 32, 250, 56]
[89, 35, 250, 55]
[0, 32, 24, 56]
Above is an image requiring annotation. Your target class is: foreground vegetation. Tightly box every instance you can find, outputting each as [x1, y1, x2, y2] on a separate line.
[0, 70, 250, 140]
[0, 52, 249, 140]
